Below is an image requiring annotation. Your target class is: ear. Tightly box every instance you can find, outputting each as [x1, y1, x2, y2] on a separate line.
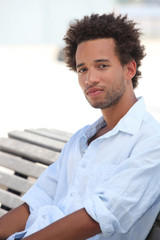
[125, 60, 136, 81]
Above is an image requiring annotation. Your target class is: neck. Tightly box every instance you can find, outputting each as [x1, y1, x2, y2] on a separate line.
[101, 91, 137, 132]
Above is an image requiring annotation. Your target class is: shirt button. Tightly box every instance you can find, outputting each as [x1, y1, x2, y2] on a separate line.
[71, 192, 75, 197]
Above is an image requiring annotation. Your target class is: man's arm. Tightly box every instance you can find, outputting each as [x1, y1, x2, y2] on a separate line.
[23, 208, 101, 240]
[0, 203, 30, 240]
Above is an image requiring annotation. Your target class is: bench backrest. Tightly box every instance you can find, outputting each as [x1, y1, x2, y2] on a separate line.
[0, 128, 72, 216]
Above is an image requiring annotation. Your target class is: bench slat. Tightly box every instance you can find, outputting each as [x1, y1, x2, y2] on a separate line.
[9, 130, 65, 152]
[26, 128, 72, 143]
[0, 189, 22, 209]
[0, 138, 59, 165]
[146, 222, 160, 239]
[0, 151, 46, 178]
[0, 208, 8, 217]
[157, 212, 160, 222]
[50, 128, 72, 138]
[0, 170, 33, 193]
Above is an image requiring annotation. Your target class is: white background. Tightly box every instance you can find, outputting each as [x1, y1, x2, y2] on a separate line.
[0, 38, 160, 137]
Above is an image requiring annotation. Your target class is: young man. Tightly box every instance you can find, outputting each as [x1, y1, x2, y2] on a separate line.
[1, 13, 160, 240]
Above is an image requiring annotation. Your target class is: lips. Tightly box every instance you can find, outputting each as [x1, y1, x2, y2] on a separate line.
[86, 87, 104, 96]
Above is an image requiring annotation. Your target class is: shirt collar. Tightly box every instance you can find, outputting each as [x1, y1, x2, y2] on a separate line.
[116, 96, 146, 135]
[83, 116, 106, 140]
[83, 97, 146, 139]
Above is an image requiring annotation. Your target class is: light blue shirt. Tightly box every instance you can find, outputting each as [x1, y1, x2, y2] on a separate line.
[8, 97, 160, 240]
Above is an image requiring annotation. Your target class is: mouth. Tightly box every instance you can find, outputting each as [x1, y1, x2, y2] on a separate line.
[85, 87, 104, 97]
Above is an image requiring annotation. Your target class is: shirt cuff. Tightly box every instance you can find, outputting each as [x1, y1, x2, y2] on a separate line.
[83, 195, 117, 238]
[21, 184, 53, 212]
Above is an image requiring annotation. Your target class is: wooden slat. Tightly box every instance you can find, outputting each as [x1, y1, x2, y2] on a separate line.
[146, 223, 160, 240]
[0, 208, 7, 217]
[0, 170, 33, 193]
[26, 128, 72, 143]
[0, 151, 46, 178]
[157, 212, 160, 222]
[0, 128, 71, 215]
[9, 130, 65, 152]
[0, 138, 59, 165]
[50, 128, 72, 138]
[0, 189, 22, 209]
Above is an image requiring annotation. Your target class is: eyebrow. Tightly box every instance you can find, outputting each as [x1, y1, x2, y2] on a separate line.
[76, 59, 110, 69]
[76, 63, 85, 69]
[94, 59, 110, 63]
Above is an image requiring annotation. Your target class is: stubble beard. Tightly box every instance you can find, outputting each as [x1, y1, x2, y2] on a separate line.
[86, 78, 126, 109]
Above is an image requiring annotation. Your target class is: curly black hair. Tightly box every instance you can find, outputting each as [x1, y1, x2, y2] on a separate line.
[63, 13, 146, 88]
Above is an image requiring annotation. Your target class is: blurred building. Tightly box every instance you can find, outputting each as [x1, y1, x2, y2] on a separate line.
[117, 0, 160, 38]
[0, 0, 160, 47]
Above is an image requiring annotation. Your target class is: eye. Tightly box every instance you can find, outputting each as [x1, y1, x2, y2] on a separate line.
[99, 64, 108, 69]
[78, 68, 87, 73]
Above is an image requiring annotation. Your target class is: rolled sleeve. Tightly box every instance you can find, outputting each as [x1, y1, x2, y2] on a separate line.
[83, 138, 160, 237]
[83, 195, 116, 237]
[22, 183, 54, 211]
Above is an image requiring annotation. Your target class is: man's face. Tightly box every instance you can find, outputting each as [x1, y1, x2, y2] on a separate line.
[75, 38, 127, 109]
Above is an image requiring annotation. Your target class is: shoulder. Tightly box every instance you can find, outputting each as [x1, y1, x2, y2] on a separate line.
[142, 111, 160, 136]
[131, 112, 160, 155]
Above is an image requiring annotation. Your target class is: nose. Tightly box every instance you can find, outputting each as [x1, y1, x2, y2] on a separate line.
[85, 68, 100, 85]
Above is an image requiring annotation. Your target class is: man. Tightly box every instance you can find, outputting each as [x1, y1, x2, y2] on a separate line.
[0, 12, 160, 240]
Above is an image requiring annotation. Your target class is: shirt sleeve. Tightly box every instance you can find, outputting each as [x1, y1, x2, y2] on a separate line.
[21, 143, 68, 212]
[83, 135, 160, 237]
[21, 128, 83, 213]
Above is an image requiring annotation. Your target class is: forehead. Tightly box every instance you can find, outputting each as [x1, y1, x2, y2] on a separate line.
[75, 38, 117, 64]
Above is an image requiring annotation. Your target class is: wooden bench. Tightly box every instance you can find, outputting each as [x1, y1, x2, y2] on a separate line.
[0, 128, 72, 216]
[0, 128, 159, 239]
